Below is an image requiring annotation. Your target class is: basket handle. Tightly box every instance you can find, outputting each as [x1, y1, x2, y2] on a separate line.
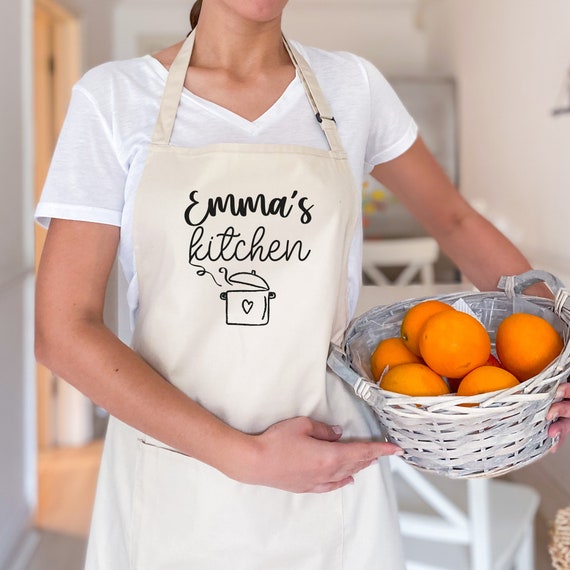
[328, 346, 385, 409]
[498, 269, 570, 325]
[497, 269, 565, 297]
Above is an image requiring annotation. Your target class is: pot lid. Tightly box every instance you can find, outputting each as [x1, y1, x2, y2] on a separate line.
[228, 270, 269, 290]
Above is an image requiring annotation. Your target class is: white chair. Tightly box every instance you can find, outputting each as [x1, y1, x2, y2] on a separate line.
[391, 457, 540, 570]
[362, 237, 439, 286]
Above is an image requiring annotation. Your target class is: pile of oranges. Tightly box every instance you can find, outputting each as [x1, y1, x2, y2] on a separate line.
[370, 299, 564, 399]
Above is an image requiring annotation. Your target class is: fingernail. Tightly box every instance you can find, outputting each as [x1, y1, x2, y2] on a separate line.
[393, 449, 405, 456]
[332, 425, 343, 435]
[556, 388, 565, 400]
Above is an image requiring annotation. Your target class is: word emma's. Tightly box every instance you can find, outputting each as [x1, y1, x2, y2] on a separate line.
[184, 190, 314, 226]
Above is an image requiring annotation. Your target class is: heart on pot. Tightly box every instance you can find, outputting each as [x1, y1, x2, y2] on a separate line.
[242, 299, 254, 314]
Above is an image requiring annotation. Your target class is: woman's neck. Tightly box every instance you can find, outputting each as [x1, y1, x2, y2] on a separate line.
[191, 2, 288, 78]
[151, 2, 295, 122]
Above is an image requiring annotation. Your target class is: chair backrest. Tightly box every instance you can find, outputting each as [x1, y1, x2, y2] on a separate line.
[362, 237, 439, 286]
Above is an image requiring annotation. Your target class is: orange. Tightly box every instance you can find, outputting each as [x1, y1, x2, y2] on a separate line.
[419, 310, 491, 378]
[379, 362, 450, 397]
[400, 300, 455, 356]
[496, 313, 564, 381]
[457, 365, 520, 396]
[370, 337, 422, 381]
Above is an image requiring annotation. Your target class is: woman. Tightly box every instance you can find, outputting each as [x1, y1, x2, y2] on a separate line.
[35, 1, 569, 568]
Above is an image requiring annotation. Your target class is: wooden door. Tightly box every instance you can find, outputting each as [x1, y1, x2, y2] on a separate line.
[34, 0, 81, 449]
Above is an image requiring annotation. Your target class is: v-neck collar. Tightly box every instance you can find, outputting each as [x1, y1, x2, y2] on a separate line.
[145, 55, 303, 133]
[148, 32, 342, 152]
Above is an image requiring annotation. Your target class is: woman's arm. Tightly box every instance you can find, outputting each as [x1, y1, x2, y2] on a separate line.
[370, 137, 535, 292]
[35, 220, 246, 470]
[35, 219, 401, 493]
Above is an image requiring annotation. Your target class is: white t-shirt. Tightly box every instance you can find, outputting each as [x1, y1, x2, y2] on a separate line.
[36, 41, 418, 329]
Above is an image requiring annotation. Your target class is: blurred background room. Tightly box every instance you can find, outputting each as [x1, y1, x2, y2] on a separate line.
[1, 0, 570, 568]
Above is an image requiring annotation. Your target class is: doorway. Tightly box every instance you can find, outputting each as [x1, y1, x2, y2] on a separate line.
[33, 0, 102, 544]
[34, 0, 83, 450]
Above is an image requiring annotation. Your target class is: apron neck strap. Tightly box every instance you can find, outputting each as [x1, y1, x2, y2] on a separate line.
[151, 32, 196, 146]
[151, 30, 344, 153]
[282, 38, 344, 153]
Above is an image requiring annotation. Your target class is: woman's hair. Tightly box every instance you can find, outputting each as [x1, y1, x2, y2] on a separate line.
[190, 0, 202, 30]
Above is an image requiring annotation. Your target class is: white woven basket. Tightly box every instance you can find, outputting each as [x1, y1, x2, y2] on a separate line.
[329, 270, 570, 479]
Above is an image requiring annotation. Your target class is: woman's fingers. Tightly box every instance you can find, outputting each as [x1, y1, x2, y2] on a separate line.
[547, 383, 570, 452]
[548, 419, 569, 452]
[304, 417, 403, 469]
[249, 417, 403, 493]
[304, 417, 344, 442]
[307, 417, 403, 456]
[307, 455, 397, 494]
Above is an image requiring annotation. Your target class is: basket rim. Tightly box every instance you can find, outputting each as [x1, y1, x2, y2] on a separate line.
[371, 359, 569, 406]
[347, 288, 564, 330]
[341, 287, 570, 410]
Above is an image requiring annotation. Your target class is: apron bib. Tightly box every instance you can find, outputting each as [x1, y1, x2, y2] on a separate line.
[85, 32, 405, 570]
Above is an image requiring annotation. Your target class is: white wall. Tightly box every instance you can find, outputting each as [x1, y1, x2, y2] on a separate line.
[0, 0, 36, 567]
[284, 0, 426, 75]
[424, 0, 570, 274]
[423, 0, 570, 519]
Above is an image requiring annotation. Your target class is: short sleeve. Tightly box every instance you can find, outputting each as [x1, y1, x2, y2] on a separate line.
[35, 84, 128, 228]
[360, 58, 418, 171]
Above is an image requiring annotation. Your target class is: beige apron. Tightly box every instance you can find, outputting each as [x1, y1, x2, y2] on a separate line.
[85, 32, 405, 570]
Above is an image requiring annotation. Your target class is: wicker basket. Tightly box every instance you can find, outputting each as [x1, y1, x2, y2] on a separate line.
[329, 270, 570, 479]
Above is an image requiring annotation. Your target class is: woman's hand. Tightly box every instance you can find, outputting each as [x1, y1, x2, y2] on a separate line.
[547, 382, 570, 452]
[240, 416, 403, 494]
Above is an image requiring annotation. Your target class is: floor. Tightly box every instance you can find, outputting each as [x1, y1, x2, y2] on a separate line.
[26, 440, 103, 570]
[536, 516, 555, 569]
[23, 531, 87, 570]
[26, 440, 555, 570]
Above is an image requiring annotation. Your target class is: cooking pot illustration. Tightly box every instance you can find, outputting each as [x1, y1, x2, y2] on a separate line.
[220, 270, 276, 326]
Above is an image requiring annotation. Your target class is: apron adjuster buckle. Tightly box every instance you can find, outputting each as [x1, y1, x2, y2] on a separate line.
[316, 112, 336, 124]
